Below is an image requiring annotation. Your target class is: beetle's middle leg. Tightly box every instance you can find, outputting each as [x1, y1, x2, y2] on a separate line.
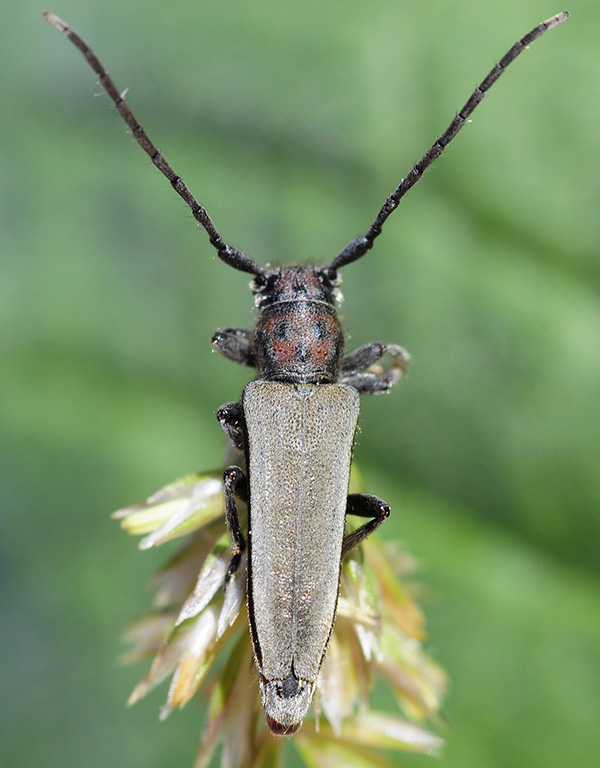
[342, 493, 390, 556]
[223, 465, 248, 583]
[217, 401, 246, 451]
[341, 342, 410, 394]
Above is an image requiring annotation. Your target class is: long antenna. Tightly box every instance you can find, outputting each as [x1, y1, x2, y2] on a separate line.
[328, 11, 569, 272]
[43, 11, 264, 277]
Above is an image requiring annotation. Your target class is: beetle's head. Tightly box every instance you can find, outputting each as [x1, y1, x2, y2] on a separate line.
[250, 264, 341, 309]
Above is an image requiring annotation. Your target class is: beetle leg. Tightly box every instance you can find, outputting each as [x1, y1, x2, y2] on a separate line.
[223, 465, 248, 584]
[217, 401, 246, 451]
[342, 342, 387, 374]
[341, 493, 390, 556]
[341, 342, 410, 394]
[212, 327, 256, 367]
[341, 372, 395, 394]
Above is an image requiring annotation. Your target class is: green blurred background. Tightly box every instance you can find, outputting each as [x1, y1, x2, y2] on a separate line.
[2, 0, 598, 766]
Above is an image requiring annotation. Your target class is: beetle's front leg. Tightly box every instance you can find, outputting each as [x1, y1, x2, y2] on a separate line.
[212, 327, 256, 367]
[341, 493, 390, 556]
[341, 342, 410, 394]
[223, 465, 249, 584]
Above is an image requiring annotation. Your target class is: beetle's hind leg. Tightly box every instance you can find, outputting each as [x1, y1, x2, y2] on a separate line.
[342, 493, 390, 556]
[223, 465, 249, 584]
[341, 343, 410, 394]
[219, 403, 249, 584]
[212, 327, 256, 367]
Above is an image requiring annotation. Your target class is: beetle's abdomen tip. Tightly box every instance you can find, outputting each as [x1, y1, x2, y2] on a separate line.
[260, 673, 315, 736]
[265, 714, 302, 736]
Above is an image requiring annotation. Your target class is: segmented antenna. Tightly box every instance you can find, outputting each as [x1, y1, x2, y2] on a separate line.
[328, 11, 569, 272]
[44, 11, 567, 275]
[43, 11, 264, 277]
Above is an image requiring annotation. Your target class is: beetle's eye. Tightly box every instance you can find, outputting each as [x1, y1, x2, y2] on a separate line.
[313, 321, 329, 340]
[273, 320, 292, 341]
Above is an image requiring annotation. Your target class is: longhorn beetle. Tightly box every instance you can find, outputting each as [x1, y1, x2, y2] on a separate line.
[44, 10, 568, 735]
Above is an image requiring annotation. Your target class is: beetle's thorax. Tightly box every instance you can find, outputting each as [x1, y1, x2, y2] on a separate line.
[251, 265, 344, 384]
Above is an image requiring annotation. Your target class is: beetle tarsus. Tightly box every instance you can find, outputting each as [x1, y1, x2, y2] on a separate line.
[217, 402, 247, 451]
[341, 342, 410, 393]
[342, 493, 391, 556]
[212, 327, 256, 368]
[341, 342, 387, 375]
[340, 372, 393, 394]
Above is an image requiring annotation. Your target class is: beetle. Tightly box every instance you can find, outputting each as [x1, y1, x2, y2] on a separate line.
[44, 10, 568, 734]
